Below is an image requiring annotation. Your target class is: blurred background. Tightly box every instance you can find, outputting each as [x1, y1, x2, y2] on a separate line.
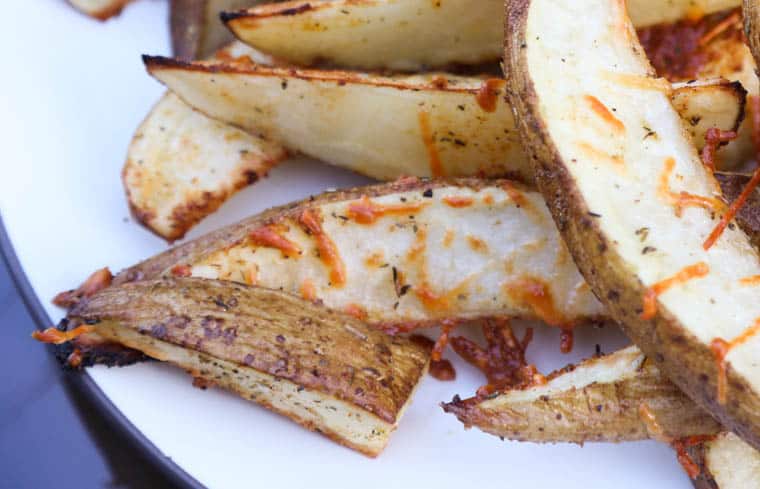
[0, 253, 181, 488]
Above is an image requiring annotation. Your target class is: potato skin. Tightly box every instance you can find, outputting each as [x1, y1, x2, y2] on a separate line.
[715, 172, 760, 250]
[504, 0, 760, 449]
[70, 277, 430, 424]
[443, 350, 720, 443]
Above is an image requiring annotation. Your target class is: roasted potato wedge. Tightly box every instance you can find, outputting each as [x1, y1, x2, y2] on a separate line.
[124, 92, 287, 241]
[442, 346, 720, 443]
[68, 0, 133, 20]
[690, 432, 760, 488]
[505, 0, 760, 448]
[171, 0, 278, 59]
[63, 277, 430, 457]
[126, 42, 287, 241]
[144, 56, 744, 183]
[116, 178, 606, 330]
[222, 0, 740, 70]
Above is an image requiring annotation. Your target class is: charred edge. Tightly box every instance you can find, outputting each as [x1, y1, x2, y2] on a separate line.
[223, 2, 317, 23]
[141, 55, 489, 94]
[728, 80, 748, 134]
[219, 9, 252, 24]
[50, 319, 149, 370]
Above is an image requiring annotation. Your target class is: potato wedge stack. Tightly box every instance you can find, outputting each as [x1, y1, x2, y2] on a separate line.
[47, 0, 760, 481]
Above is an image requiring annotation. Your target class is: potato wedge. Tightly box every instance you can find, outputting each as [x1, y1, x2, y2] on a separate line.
[115, 178, 606, 330]
[442, 346, 720, 443]
[124, 92, 287, 241]
[126, 41, 287, 241]
[63, 277, 429, 457]
[144, 56, 744, 183]
[171, 0, 275, 60]
[640, 9, 757, 170]
[690, 432, 760, 488]
[222, 0, 740, 70]
[505, 0, 760, 448]
[68, 0, 133, 20]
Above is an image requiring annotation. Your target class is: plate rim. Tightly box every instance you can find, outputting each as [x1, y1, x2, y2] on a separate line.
[0, 213, 203, 489]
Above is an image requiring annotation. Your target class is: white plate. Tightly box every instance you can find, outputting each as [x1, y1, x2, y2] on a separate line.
[0, 2, 694, 488]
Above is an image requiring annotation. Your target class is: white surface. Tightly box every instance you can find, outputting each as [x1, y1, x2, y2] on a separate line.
[0, 2, 693, 488]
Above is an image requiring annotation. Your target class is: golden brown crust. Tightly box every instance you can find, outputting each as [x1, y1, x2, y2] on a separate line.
[504, 0, 760, 449]
[70, 277, 430, 424]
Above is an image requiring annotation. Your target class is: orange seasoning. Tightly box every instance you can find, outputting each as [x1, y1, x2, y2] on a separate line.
[739, 275, 760, 286]
[658, 158, 726, 217]
[410, 334, 456, 381]
[431, 319, 458, 362]
[170, 264, 192, 277]
[52, 268, 113, 308]
[475, 79, 504, 113]
[505, 276, 568, 328]
[346, 195, 427, 224]
[442, 195, 474, 208]
[640, 262, 709, 320]
[299, 208, 346, 287]
[710, 317, 760, 404]
[700, 128, 738, 172]
[704, 96, 760, 250]
[703, 166, 760, 251]
[672, 435, 717, 480]
[637, 9, 742, 81]
[66, 349, 84, 368]
[344, 303, 368, 320]
[249, 225, 301, 258]
[417, 111, 444, 177]
[450, 319, 540, 396]
[697, 10, 741, 46]
[584, 95, 625, 132]
[300, 278, 316, 301]
[32, 325, 93, 345]
[638, 403, 666, 440]
[503, 181, 528, 208]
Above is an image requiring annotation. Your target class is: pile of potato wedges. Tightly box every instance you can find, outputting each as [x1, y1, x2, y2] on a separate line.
[47, 0, 760, 485]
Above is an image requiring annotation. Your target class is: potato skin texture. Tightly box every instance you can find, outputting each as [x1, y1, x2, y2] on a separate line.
[443, 349, 720, 443]
[504, 0, 760, 449]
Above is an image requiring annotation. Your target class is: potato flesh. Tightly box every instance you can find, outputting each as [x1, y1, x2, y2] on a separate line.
[523, 0, 760, 442]
[224, 0, 739, 70]
[706, 432, 760, 488]
[147, 65, 526, 181]
[148, 60, 742, 184]
[189, 184, 605, 326]
[124, 92, 286, 241]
